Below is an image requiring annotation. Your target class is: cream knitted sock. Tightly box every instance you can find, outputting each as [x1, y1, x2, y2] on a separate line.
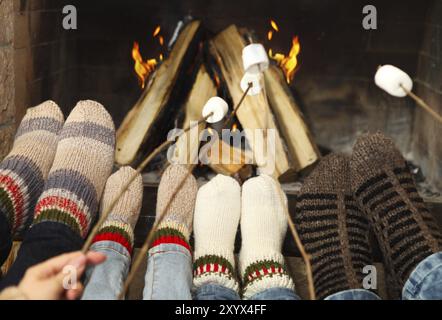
[193, 174, 241, 293]
[151, 164, 198, 252]
[240, 174, 294, 299]
[32, 100, 115, 238]
[0, 101, 64, 235]
[91, 166, 143, 255]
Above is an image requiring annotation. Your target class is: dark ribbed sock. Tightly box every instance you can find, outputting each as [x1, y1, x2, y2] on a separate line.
[295, 154, 373, 300]
[350, 132, 442, 292]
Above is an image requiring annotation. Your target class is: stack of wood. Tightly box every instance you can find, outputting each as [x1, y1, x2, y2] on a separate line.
[115, 21, 320, 181]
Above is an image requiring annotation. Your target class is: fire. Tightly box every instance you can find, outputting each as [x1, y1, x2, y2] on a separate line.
[266, 20, 301, 84]
[132, 25, 165, 89]
[232, 123, 238, 132]
[132, 42, 157, 89]
[269, 36, 300, 84]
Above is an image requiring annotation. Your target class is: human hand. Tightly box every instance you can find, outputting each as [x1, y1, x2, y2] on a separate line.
[17, 251, 106, 300]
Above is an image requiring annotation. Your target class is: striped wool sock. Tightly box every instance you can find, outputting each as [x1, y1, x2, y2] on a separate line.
[240, 175, 294, 299]
[295, 154, 373, 300]
[0, 101, 64, 235]
[350, 132, 442, 290]
[91, 166, 143, 255]
[32, 100, 115, 238]
[151, 165, 197, 252]
[193, 174, 241, 293]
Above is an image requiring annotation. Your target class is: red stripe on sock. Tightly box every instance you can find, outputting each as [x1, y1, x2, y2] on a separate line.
[92, 232, 133, 255]
[35, 196, 88, 231]
[0, 174, 25, 231]
[150, 235, 191, 252]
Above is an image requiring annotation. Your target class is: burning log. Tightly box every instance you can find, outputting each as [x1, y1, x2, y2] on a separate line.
[264, 65, 320, 170]
[209, 25, 317, 179]
[116, 21, 203, 166]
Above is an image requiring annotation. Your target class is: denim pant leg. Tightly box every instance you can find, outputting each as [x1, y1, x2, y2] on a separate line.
[249, 287, 301, 300]
[325, 289, 381, 300]
[143, 243, 193, 300]
[194, 283, 241, 300]
[82, 241, 131, 300]
[402, 252, 442, 300]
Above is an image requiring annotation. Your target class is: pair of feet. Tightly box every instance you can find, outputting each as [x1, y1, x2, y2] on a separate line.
[0, 100, 143, 263]
[295, 133, 442, 299]
[191, 174, 293, 299]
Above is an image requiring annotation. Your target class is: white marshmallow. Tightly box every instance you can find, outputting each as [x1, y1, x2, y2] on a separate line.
[242, 43, 269, 74]
[375, 65, 413, 97]
[202, 97, 229, 123]
[240, 72, 262, 96]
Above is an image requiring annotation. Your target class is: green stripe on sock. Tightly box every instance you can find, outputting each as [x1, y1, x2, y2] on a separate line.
[33, 209, 82, 235]
[0, 188, 15, 228]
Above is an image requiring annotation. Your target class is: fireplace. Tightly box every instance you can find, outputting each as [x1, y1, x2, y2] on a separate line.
[1, 0, 441, 298]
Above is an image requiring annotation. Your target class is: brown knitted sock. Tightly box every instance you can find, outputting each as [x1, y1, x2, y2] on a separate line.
[350, 132, 442, 291]
[295, 154, 373, 300]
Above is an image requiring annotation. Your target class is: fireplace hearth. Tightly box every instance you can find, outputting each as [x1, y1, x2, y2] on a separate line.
[0, 0, 441, 299]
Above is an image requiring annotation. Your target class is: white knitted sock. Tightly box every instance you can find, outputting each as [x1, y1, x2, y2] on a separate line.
[240, 174, 295, 299]
[193, 174, 241, 293]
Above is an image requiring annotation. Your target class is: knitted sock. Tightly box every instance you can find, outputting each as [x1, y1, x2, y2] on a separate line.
[151, 164, 197, 252]
[91, 166, 143, 255]
[0, 101, 64, 235]
[193, 174, 241, 293]
[350, 132, 442, 290]
[32, 100, 115, 238]
[295, 154, 373, 300]
[240, 174, 295, 299]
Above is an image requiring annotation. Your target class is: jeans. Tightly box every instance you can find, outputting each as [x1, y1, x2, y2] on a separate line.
[82, 241, 131, 300]
[143, 243, 193, 300]
[194, 283, 300, 300]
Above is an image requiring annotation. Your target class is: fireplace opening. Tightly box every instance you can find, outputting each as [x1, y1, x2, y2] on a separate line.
[1, 0, 441, 299]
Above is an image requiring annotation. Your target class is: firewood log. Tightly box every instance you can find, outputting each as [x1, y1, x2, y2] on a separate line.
[116, 21, 202, 165]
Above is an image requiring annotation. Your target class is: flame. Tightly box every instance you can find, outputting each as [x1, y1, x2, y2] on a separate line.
[267, 30, 274, 41]
[232, 123, 238, 132]
[270, 19, 279, 32]
[159, 35, 164, 46]
[132, 42, 157, 89]
[269, 36, 301, 84]
[153, 26, 161, 37]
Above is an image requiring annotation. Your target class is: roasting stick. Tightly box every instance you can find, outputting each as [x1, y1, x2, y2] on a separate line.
[82, 113, 214, 253]
[375, 64, 442, 125]
[117, 91, 253, 299]
[400, 84, 442, 125]
[238, 43, 316, 300]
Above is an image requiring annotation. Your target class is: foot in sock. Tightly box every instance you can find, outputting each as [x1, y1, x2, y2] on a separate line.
[0, 101, 64, 235]
[350, 132, 442, 290]
[295, 154, 373, 300]
[150, 165, 198, 252]
[32, 100, 115, 238]
[193, 174, 241, 293]
[240, 174, 294, 299]
[91, 166, 143, 255]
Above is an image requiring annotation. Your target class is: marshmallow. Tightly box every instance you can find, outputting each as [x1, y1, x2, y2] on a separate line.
[202, 97, 229, 123]
[375, 65, 413, 97]
[242, 43, 269, 74]
[240, 72, 262, 96]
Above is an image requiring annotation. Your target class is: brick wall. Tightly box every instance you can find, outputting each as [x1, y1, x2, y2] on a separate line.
[0, 0, 15, 159]
[411, 0, 442, 191]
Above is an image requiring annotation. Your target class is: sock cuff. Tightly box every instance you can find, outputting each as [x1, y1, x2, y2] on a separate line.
[156, 220, 191, 241]
[193, 254, 239, 292]
[150, 225, 191, 252]
[240, 254, 294, 299]
[91, 220, 134, 255]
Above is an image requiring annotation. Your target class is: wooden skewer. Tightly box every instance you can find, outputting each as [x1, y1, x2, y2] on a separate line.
[275, 186, 316, 300]
[118, 163, 197, 299]
[81, 114, 213, 253]
[223, 82, 253, 127]
[400, 84, 442, 125]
